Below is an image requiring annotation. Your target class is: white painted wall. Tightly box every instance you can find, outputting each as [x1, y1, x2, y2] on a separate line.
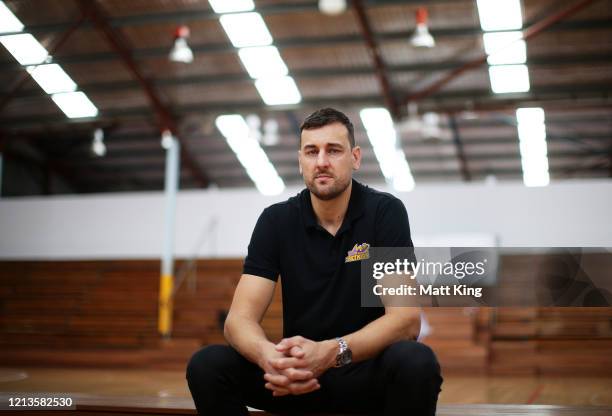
[1, 179, 611, 260]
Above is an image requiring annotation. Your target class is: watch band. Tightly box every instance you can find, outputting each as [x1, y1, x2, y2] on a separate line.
[334, 337, 350, 367]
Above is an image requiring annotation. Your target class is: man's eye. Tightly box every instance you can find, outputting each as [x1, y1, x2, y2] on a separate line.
[306, 150, 317, 156]
[329, 149, 340, 154]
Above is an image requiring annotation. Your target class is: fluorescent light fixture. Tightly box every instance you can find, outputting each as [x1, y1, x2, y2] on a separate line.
[516, 107, 549, 187]
[255, 76, 302, 105]
[215, 114, 285, 195]
[483, 31, 526, 65]
[216, 6, 302, 109]
[216, 114, 249, 138]
[520, 150, 549, 186]
[26, 64, 77, 94]
[360, 108, 415, 191]
[391, 150, 415, 192]
[360, 107, 396, 132]
[219, 12, 272, 47]
[516, 107, 545, 125]
[0, 1, 24, 34]
[0, 33, 48, 65]
[0, 5, 100, 121]
[521, 166, 549, 187]
[238, 46, 288, 79]
[51, 91, 99, 118]
[262, 118, 280, 146]
[208, 0, 254, 13]
[476, 0, 523, 31]
[253, 173, 284, 196]
[488, 64, 530, 93]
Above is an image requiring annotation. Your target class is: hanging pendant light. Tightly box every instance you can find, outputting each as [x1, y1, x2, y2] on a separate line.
[318, 0, 346, 16]
[161, 129, 174, 150]
[169, 25, 194, 63]
[262, 118, 279, 146]
[410, 7, 435, 48]
[91, 128, 106, 157]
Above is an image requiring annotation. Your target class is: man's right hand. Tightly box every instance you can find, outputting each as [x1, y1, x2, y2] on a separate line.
[258, 342, 320, 397]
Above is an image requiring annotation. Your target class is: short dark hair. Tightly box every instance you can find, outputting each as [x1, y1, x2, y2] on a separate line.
[300, 108, 355, 147]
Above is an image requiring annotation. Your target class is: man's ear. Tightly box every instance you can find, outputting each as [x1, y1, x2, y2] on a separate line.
[351, 146, 362, 170]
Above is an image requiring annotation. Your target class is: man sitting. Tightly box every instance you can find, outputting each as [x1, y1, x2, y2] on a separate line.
[187, 108, 442, 415]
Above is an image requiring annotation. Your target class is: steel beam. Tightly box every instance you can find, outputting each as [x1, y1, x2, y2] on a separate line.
[3, 1, 457, 36]
[557, 155, 611, 177]
[57, 149, 611, 171]
[75, 0, 209, 188]
[449, 115, 471, 181]
[4, 53, 612, 98]
[1, 19, 609, 72]
[10, 0, 609, 36]
[63, 164, 612, 191]
[400, 0, 601, 107]
[0, 12, 87, 114]
[0, 146, 80, 194]
[352, 0, 398, 118]
[2, 83, 611, 128]
[69, 164, 611, 181]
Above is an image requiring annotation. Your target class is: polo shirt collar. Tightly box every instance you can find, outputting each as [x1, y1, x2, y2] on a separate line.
[301, 179, 366, 232]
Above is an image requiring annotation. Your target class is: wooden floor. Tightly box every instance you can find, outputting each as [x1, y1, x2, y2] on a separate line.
[1, 367, 612, 409]
[2, 394, 612, 416]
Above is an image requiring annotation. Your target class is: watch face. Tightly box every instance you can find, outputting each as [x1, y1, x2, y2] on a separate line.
[339, 349, 352, 366]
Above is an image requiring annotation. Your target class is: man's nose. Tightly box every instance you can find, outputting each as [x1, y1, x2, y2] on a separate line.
[316, 150, 330, 167]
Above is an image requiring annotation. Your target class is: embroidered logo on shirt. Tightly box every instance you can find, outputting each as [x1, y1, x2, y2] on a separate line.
[345, 243, 370, 263]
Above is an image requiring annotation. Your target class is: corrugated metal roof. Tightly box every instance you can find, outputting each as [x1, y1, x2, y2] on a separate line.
[0, 0, 610, 195]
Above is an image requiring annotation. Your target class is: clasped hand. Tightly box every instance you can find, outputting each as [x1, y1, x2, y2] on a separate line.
[259, 336, 336, 397]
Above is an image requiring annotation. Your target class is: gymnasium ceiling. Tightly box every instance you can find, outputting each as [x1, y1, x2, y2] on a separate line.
[0, 0, 611, 194]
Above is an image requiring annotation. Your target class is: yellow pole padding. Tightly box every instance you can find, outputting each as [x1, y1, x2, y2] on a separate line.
[158, 273, 174, 336]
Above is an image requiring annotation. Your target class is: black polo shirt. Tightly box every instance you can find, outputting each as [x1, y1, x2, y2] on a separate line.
[243, 179, 414, 341]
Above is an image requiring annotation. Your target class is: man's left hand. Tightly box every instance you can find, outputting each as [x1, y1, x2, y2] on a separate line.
[272, 336, 338, 378]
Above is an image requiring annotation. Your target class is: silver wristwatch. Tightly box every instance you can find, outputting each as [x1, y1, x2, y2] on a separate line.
[334, 337, 352, 367]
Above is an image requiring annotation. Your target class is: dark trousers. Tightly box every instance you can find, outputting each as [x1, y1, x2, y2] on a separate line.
[186, 340, 443, 415]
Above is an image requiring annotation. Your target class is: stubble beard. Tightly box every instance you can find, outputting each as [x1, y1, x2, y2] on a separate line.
[306, 174, 351, 201]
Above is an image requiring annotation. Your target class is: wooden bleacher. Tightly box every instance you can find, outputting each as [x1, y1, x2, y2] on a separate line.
[1, 254, 611, 375]
[0, 260, 200, 369]
[487, 252, 612, 376]
[418, 308, 488, 374]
